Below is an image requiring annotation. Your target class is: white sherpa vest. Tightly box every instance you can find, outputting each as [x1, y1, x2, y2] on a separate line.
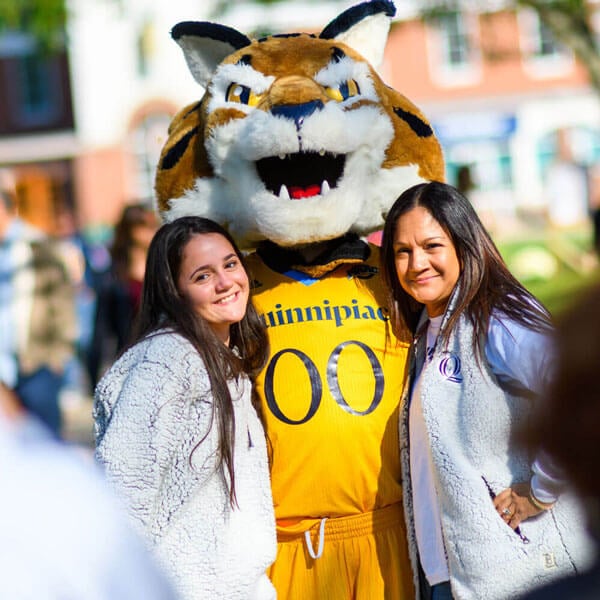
[400, 309, 594, 600]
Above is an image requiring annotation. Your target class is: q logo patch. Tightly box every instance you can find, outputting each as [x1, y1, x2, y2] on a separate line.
[439, 352, 463, 383]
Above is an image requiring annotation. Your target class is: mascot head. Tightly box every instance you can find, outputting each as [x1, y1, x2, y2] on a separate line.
[155, 0, 444, 248]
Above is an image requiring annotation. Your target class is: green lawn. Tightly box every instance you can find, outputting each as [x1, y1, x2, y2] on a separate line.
[496, 229, 599, 317]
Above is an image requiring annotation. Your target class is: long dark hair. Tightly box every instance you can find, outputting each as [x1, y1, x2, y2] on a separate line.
[380, 181, 551, 357]
[130, 216, 269, 506]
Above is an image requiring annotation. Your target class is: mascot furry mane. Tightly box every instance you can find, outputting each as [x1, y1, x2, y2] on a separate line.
[155, 0, 444, 248]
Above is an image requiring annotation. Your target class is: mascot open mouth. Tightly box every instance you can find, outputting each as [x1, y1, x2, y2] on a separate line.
[256, 151, 345, 200]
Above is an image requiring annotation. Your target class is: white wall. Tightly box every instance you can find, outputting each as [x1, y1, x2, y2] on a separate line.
[66, 0, 215, 148]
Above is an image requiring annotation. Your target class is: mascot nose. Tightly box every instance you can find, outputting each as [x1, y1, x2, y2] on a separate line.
[271, 100, 323, 130]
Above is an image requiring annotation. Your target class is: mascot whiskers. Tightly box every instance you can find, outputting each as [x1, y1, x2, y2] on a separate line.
[156, 1, 444, 598]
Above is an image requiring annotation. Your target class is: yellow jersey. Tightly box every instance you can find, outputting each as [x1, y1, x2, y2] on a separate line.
[247, 245, 408, 533]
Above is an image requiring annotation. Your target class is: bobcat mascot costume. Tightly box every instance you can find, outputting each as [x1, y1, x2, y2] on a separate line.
[155, 1, 444, 597]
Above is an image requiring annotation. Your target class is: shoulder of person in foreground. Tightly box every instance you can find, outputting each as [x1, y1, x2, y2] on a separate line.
[0, 411, 178, 600]
[516, 561, 600, 600]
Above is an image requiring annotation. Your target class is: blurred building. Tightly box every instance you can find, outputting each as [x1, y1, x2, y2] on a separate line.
[0, 0, 372, 236]
[383, 1, 600, 229]
[2, 0, 600, 233]
[0, 0, 214, 236]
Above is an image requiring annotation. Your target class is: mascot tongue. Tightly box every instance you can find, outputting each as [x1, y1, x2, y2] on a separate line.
[289, 185, 321, 199]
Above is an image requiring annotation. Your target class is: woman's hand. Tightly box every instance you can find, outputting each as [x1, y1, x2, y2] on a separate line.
[493, 482, 546, 529]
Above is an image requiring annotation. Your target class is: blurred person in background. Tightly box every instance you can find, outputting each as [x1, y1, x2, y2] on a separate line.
[544, 130, 589, 230]
[586, 161, 600, 256]
[0, 382, 178, 600]
[0, 187, 77, 437]
[53, 207, 111, 401]
[519, 285, 600, 599]
[455, 164, 475, 199]
[87, 202, 158, 388]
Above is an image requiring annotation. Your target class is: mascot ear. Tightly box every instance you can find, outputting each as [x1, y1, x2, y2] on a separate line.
[320, 0, 395, 68]
[171, 21, 252, 87]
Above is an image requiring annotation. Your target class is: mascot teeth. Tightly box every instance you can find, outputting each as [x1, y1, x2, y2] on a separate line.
[278, 184, 291, 201]
[277, 180, 330, 201]
[256, 151, 345, 200]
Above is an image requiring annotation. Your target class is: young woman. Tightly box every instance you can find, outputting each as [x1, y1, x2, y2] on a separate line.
[94, 216, 277, 600]
[380, 182, 592, 600]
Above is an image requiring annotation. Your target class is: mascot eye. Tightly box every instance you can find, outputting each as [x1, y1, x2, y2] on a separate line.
[226, 82, 260, 107]
[324, 79, 360, 102]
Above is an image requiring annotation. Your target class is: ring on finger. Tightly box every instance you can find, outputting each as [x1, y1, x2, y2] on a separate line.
[502, 507, 512, 517]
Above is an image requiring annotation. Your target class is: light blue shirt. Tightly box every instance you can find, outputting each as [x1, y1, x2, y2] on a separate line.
[486, 314, 554, 398]
[0, 221, 20, 386]
[0, 219, 45, 387]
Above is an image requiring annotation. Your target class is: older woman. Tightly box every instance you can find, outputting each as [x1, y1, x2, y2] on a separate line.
[380, 181, 593, 600]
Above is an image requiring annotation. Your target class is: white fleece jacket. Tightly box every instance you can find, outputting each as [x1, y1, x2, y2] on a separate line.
[94, 331, 277, 600]
[400, 311, 594, 600]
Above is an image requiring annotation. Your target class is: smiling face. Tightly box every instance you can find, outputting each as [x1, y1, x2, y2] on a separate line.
[393, 206, 461, 318]
[176, 232, 250, 345]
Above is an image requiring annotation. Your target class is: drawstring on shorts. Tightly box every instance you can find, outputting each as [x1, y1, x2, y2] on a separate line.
[281, 503, 403, 562]
[304, 517, 328, 559]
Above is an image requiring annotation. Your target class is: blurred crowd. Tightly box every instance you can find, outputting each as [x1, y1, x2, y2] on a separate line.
[0, 172, 158, 439]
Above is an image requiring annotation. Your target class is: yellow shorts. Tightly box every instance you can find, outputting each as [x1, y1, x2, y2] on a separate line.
[268, 503, 414, 600]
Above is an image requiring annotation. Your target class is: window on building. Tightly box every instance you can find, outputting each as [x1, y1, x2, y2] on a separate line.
[13, 161, 74, 234]
[427, 10, 481, 87]
[519, 9, 572, 76]
[17, 54, 60, 121]
[0, 48, 73, 133]
[438, 11, 471, 67]
[535, 19, 561, 57]
[447, 140, 513, 191]
[444, 139, 516, 222]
